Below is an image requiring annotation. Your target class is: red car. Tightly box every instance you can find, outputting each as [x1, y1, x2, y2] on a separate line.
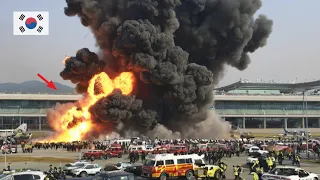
[105, 144, 124, 158]
[83, 150, 105, 161]
[168, 145, 188, 154]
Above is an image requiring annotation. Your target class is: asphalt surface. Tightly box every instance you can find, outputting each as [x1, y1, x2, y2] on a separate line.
[1, 148, 320, 180]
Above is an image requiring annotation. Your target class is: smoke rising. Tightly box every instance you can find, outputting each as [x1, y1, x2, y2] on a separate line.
[57, 0, 273, 138]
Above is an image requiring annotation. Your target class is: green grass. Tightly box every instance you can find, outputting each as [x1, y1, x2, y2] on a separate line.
[30, 131, 51, 139]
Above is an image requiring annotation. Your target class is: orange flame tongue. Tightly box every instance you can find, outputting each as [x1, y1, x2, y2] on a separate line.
[43, 72, 135, 142]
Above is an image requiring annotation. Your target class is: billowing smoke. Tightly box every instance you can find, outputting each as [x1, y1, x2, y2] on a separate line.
[57, 0, 273, 138]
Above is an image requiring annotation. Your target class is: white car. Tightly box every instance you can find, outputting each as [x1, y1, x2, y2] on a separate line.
[0, 171, 46, 180]
[248, 146, 268, 155]
[71, 163, 101, 177]
[116, 162, 132, 170]
[246, 155, 275, 164]
[262, 166, 318, 180]
[64, 161, 89, 174]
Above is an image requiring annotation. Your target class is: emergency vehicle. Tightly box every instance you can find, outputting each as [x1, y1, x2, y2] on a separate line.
[194, 165, 223, 179]
[142, 153, 205, 180]
[128, 145, 146, 154]
[168, 145, 188, 154]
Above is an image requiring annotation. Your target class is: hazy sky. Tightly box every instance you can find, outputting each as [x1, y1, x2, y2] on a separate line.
[0, 0, 319, 88]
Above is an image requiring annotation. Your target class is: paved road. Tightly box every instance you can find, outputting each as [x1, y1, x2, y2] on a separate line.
[1, 148, 320, 179]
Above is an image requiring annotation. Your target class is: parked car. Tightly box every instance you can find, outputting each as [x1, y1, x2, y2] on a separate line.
[67, 171, 135, 180]
[262, 166, 318, 180]
[124, 165, 143, 176]
[0, 171, 46, 180]
[63, 161, 89, 175]
[71, 164, 101, 177]
[116, 162, 132, 170]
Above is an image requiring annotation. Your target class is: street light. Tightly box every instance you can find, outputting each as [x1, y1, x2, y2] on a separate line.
[302, 90, 309, 158]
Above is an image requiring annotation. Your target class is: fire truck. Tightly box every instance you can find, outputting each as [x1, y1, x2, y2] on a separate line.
[142, 153, 205, 180]
[168, 145, 188, 154]
[83, 144, 124, 160]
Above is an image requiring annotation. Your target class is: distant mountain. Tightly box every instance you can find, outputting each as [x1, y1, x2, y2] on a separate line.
[0, 80, 76, 94]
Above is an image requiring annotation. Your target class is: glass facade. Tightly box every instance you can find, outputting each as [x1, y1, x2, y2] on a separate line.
[266, 118, 284, 128]
[215, 101, 320, 110]
[223, 117, 244, 128]
[225, 117, 320, 129]
[287, 118, 302, 128]
[0, 116, 50, 130]
[307, 118, 320, 128]
[0, 100, 73, 108]
[244, 117, 264, 129]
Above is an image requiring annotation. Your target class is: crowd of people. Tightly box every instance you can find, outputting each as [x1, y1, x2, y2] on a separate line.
[0, 137, 319, 180]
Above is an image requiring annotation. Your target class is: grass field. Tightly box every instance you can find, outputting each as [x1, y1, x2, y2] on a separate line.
[30, 131, 51, 139]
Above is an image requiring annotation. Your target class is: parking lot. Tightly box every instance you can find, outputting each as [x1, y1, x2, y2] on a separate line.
[1, 148, 320, 179]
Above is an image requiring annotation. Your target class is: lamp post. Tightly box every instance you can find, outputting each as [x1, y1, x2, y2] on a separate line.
[303, 90, 309, 158]
[305, 91, 309, 158]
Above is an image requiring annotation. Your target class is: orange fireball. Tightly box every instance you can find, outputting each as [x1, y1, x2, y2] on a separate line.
[42, 71, 135, 142]
[62, 56, 70, 64]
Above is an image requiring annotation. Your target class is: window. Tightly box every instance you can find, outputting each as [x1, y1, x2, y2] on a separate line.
[75, 163, 85, 167]
[156, 161, 164, 166]
[13, 174, 34, 180]
[177, 159, 186, 164]
[270, 168, 298, 176]
[143, 160, 155, 166]
[33, 175, 41, 179]
[128, 175, 134, 180]
[299, 170, 309, 178]
[85, 165, 95, 169]
[186, 158, 192, 163]
[194, 159, 203, 165]
[165, 160, 174, 165]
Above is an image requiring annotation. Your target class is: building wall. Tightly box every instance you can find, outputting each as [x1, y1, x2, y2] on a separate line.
[0, 94, 320, 132]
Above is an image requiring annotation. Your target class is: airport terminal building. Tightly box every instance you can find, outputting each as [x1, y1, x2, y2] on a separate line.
[0, 80, 320, 133]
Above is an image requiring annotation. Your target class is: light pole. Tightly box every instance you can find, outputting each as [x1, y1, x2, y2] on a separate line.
[303, 90, 309, 158]
[305, 91, 309, 158]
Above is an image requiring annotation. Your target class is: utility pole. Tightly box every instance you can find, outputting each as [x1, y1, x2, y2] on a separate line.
[305, 90, 309, 158]
[5, 131, 7, 168]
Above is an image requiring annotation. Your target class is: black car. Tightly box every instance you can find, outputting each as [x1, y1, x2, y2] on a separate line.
[68, 171, 135, 180]
[124, 165, 142, 176]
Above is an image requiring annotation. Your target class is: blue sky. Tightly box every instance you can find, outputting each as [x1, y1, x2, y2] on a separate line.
[0, 0, 319, 87]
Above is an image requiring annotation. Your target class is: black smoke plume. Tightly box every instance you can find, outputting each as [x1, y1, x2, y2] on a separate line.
[60, 0, 273, 137]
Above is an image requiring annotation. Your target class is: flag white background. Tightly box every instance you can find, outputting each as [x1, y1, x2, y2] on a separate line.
[13, 11, 49, 35]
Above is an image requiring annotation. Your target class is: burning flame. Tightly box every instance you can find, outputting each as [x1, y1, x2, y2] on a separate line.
[63, 56, 70, 64]
[41, 72, 135, 142]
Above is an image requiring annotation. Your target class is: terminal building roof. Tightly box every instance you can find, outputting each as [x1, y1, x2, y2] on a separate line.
[216, 79, 320, 94]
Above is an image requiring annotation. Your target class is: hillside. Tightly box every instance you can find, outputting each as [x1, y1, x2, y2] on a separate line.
[0, 80, 76, 94]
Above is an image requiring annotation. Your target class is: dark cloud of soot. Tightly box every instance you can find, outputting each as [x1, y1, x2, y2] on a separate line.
[58, 0, 273, 138]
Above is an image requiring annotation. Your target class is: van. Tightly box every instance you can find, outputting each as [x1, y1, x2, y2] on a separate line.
[142, 153, 205, 180]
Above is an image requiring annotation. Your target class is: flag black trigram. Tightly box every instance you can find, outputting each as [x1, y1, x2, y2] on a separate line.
[19, 26, 25, 33]
[37, 14, 43, 21]
[19, 14, 25, 21]
[37, 26, 43, 33]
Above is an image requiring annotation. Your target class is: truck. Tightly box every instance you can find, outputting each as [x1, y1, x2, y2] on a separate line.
[83, 144, 124, 161]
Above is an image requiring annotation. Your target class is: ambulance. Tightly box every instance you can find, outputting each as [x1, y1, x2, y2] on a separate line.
[142, 153, 205, 180]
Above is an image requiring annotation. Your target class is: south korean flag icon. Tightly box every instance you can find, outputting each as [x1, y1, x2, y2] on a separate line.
[13, 11, 49, 35]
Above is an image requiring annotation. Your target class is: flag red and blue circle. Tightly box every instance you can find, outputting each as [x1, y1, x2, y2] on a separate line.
[25, 17, 37, 29]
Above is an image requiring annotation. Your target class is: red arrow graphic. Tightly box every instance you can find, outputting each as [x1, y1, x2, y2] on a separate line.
[37, 73, 57, 90]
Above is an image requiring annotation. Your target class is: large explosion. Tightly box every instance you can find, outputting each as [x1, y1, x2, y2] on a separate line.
[44, 0, 273, 141]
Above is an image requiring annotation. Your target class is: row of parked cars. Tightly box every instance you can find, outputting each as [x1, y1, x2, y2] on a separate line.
[63, 160, 142, 178]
